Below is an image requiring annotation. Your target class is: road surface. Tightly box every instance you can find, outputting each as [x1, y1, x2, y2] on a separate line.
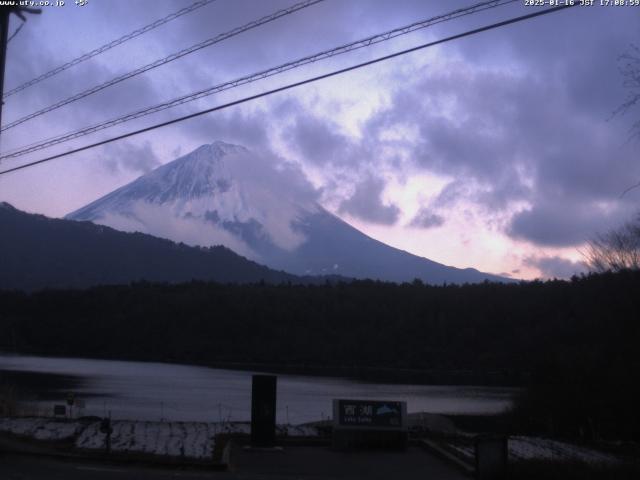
[1, 446, 468, 479]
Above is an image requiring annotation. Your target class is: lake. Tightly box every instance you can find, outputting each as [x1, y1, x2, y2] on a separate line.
[0, 354, 516, 424]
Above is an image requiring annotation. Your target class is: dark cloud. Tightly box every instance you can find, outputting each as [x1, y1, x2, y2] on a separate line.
[363, 67, 524, 177]
[339, 175, 400, 225]
[508, 199, 635, 248]
[286, 113, 349, 165]
[358, 33, 640, 246]
[450, 5, 635, 119]
[409, 208, 445, 229]
[524, 255, 587, 280]
[100, 141, 161, 175]
[182, 108, 271, 152]
[225, 148, 321, 207]
[2, 8, 165, 153]
[167, 0, 356, 79]
[3, 0, 638, 256]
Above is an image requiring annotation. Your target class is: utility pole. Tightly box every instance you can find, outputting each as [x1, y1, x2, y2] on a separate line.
[0, 8, 11, 131]
[0, 6, 41, 135]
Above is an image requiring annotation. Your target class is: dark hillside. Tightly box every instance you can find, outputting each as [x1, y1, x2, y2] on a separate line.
[0, 202, 301, 290]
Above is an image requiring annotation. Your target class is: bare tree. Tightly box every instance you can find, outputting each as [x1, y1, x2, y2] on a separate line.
[614, 44, 640, 138]
[614, 44, 640, 197]
[584, 214, 640, 273]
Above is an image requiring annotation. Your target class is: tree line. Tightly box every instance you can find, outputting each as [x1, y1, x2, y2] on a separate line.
[0, 270, 639, 439]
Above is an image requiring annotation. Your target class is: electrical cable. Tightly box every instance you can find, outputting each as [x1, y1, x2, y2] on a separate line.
[0, 4, 577, 176]
[2, 0, 219, 99]
[0, 0, 324, 132]
[0, 0, 517, 160]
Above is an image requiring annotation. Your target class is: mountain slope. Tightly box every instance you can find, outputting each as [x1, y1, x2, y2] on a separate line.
[0, 202, 302, 291]
[67, 141, 511, 284]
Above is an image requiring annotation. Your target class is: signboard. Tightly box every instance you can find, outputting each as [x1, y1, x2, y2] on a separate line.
[332, 399, 408, 450]
[334, 399, 406, 429]
[53, 404, 66, 416]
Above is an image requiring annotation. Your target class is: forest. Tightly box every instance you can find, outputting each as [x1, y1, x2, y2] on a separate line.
[1, 270, 639, 440]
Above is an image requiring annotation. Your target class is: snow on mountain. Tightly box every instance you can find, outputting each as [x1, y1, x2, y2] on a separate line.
[67, 141, 510, 284]
[68, 142, 315, 260]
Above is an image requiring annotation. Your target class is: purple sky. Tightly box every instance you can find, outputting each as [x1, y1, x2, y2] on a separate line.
[1, 0, 638, 279]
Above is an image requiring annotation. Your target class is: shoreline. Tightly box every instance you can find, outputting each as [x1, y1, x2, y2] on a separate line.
[0, 351, 526, 388]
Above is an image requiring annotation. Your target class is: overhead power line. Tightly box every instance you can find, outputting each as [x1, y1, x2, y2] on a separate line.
[3, 0, 219, 99]
[0, 0, 324, 132]
[0, 0, 517, 161]
[0, 4, 577, 177]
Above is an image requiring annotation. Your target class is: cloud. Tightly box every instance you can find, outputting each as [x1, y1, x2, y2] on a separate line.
[226, 148, 320, 207]
[6, 48, 162, 135]
[77, 144, 323, 258]
[100, 141, 161, 175]
[223, 149, 320, 250]
[508, 199, 635, 247]
[523, 255, 587, 280]
[182, 108, 271, 152]
[285, 110, 350, 165]
[409, 208, 444, 229]
[339, 175, 400, 225]
[358, 46, 640, 245]
[97, 202, 257, 260]
[4, 0, 640, 278]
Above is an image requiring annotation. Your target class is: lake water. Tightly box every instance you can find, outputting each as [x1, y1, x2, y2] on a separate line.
[0, 354, 515, 424]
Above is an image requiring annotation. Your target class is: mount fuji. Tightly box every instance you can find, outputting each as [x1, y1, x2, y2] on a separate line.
[67, 141, 509, 284]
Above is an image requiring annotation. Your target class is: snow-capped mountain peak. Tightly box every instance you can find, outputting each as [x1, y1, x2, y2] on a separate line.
[67, 141, 315, 260]
[67, 141, 510, 284]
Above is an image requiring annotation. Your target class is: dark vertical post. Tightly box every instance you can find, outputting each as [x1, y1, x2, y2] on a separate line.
[0, 6, 41, 134]
[475, 434, 508, 480]
[0, 8, 10, 131]
[251, 374, 277, 447]
[100, 416, 112, 454]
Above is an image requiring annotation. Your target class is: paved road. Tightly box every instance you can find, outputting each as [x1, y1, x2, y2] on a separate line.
[0, 454, 232, 480]
[233, 446, 469, 479]
[1, 447, 468, 480]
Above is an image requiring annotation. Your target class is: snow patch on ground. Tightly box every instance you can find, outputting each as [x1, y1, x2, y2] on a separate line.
[3, 417, 616, 465]
[0, 417, 82, 441]
[444, 436, 620, 466]
[74, 420, 221, 459]
[1, 418, 322, 461]
[282, 424, 320, 437]
[74, 421, 103, 449]
[508, 436, 619, 464]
